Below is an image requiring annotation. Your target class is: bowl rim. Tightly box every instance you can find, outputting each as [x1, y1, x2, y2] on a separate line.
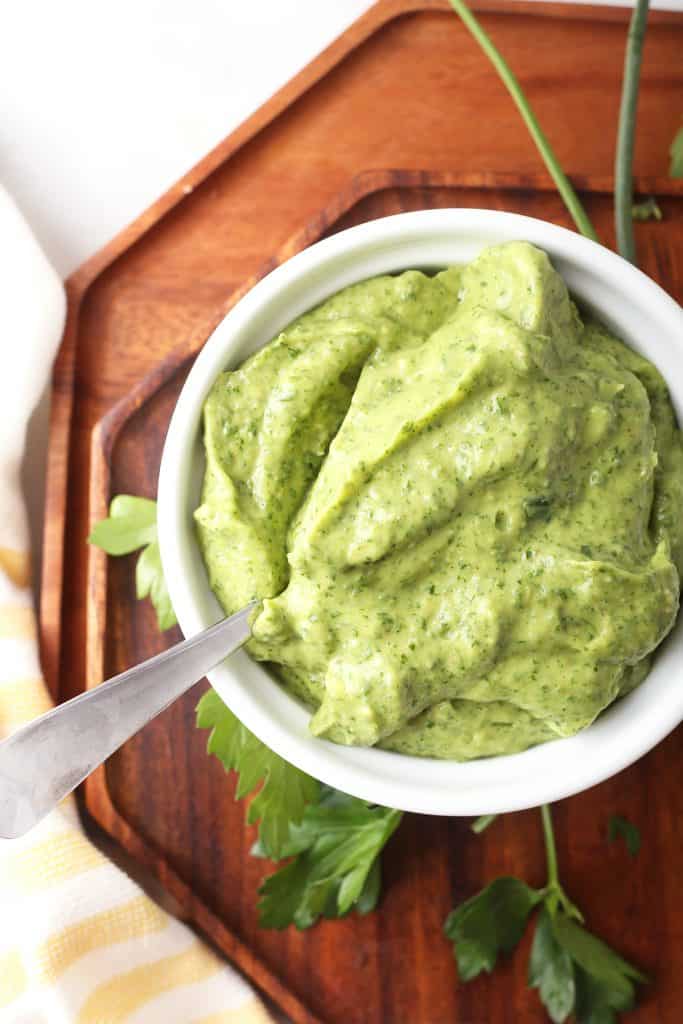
[158, 207, 683, 816]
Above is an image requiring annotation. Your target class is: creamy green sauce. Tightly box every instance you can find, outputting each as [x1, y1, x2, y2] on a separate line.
[196, 242, 683, 759]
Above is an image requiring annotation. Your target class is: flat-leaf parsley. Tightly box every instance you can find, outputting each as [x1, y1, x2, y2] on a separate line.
[89, 495, 176, 631]
[256, 788, 402, 930]
[196, 687, 319, 859]
[445, 806, 646, 1022]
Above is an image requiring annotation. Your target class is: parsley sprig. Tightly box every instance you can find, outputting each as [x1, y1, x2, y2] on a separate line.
[197, 693, 401, 925]
[196, 688, 319, 859]
[254, 787, 402, 930]
[445, 806, 646, 1022]
[89, 495, 177, 630]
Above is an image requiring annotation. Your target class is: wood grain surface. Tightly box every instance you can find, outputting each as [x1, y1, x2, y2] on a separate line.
[42, 1, 683, 1021]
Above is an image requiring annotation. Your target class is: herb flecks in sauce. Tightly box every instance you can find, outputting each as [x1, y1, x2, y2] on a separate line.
[196, 242, 683, 759]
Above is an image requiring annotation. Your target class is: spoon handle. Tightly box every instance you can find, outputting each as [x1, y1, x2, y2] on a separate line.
[0, 604, 254, 839]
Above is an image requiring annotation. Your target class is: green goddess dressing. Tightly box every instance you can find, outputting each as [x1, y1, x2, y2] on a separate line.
[195, 242, 683, 759]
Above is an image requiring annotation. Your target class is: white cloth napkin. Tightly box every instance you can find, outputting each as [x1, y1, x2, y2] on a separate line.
[0, 185, 272, 1024]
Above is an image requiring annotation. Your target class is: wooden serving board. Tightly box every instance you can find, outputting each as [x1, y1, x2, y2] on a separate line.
[42, 2, 683, 1021]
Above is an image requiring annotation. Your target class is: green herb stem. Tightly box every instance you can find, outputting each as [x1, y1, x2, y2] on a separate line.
[540, 804, 559, 889]
[471, 813, 498, 835]
[446, 0, 598, 242]
[615, 0, 650, 263]
[540, 804, 584, 922]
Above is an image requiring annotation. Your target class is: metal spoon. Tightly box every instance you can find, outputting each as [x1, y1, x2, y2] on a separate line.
[0, 604, 255, 839]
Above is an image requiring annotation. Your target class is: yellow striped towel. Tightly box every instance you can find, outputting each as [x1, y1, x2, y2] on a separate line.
[0, 186, 273, 1024]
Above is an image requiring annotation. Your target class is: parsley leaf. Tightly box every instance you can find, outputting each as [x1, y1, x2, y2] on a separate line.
[551, 913, 646, 1000]
[670, 125, 683, 178]
[631, 197, 662, 221]
[574, 963, 635, 1024]
[608, 815, 641, 858]
[196, 688, 319, 859]
[89, 495, 177, 631]
[257, 788, 402, 930]
[529, 907, 575, 1023]
[136, 540, 176, 630]
[444, 877, 542, 981]
[356, 855, 382, 914]
[88, 495, 158, 554]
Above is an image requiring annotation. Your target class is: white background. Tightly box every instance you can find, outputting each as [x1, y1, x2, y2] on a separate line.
[3, 0, 679, 564]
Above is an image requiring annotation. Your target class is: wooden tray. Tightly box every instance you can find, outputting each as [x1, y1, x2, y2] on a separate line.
[41, 2, 683, 1021]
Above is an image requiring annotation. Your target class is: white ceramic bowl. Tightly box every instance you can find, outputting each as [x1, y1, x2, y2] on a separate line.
[158, 208, 683, 816]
